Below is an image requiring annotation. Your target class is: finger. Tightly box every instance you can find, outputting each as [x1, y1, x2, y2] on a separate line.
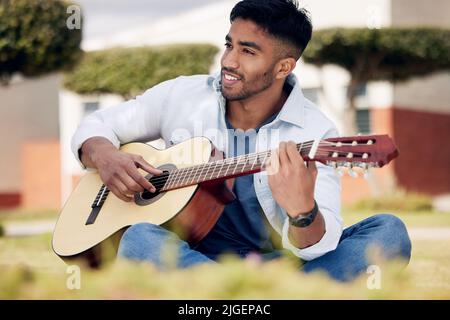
[118, 172, 145, 193]
[109, 182, 133, 202]
[268, 148, 280, 175]
[116, 179, 136, 200]
[133, 155, 163, 175]
[286, 141, 302, 164]
[278, 142, 290, 169]
[125, 166, 156, 192]
[307, 161, 318, 180]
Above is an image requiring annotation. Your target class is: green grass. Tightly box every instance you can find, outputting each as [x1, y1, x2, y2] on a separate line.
[0, 208, 58, 223]
[342, 209, 450, 228]
[1, 207, 450, 299]
[0, 237, 449, 299]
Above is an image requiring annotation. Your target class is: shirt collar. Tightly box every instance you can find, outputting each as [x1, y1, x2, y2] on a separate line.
[210, 72, 305, 128]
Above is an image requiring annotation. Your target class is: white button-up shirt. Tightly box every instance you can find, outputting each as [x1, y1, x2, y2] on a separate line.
[71, 72, 343, 261]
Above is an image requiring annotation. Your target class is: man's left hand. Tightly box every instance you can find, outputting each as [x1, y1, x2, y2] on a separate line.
[265, 141, 317, 217]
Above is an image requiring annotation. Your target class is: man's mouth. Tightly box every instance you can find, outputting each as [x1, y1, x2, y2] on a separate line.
[222, 71, 242, 86]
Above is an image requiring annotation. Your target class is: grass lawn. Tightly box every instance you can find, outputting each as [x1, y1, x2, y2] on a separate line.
[0, 209, 449, 299]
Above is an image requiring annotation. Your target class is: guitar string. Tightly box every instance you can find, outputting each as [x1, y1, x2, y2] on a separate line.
[141, 141, 325, 187]
[95, 140, 374, 199]
[140, 139, 373, 188]
[94, 143, 327, 199]
[94, 148, 366, 201]
[147, 150, 349, 190]
[147, 143, 371, 188]
[129, 143, 371, 189]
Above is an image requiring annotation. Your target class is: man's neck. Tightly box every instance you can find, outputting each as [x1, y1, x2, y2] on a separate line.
[226, 80, 289, 131]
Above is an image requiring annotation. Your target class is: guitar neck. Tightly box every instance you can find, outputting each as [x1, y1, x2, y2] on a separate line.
[161, 140, 318, 191]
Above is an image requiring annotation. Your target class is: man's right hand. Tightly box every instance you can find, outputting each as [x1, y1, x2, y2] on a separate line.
[80, 137, 163, 202]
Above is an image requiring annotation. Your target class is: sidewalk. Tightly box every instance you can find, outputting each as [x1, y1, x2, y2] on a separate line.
[3, 220, 56, 237]
[3, 219, 450, 240]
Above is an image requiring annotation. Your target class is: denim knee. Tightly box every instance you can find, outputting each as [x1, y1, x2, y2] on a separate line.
[118, 223, 170, 260]
[372, 213, 412, 261]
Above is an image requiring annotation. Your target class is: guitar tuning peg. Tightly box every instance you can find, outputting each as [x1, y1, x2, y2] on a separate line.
[348, 166, 358, 178]
[332, 162, 343, 177]
[331, 161, 344, 177]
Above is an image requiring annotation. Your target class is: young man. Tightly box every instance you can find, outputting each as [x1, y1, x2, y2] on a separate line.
[72, 0, 411, 282]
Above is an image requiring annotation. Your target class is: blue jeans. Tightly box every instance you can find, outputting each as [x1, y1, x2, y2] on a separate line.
[117, 214, 412, 282]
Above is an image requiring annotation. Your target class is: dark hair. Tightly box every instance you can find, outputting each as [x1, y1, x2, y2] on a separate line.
[230, 0, 312, 60]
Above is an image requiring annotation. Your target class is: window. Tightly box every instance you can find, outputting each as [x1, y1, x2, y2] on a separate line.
[83, 101, 99, 116]
[356, 109, 371, 134]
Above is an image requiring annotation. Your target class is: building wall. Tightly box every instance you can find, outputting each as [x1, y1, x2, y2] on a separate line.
[21, 140, 61, 209]
[0, 73, 61, 208]
[392, 108, 450, 195]
[391, 0, 450, 28]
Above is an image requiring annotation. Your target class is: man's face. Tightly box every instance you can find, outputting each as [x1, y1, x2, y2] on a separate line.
[220, 18, 279, 101]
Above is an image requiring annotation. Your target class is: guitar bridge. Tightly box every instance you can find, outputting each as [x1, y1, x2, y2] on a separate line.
[85, 184, 109, 225]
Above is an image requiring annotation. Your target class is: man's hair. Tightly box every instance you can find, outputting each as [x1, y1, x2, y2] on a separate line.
[230, 0, 312, 60]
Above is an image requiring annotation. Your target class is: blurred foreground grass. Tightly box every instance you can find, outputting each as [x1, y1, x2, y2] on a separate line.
[1, 203, 450, 299]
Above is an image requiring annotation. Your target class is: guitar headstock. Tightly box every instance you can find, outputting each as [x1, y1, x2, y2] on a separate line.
[305, 134, 399, 178]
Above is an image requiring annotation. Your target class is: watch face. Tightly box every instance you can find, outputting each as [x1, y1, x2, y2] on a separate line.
[290, 216, 312, 228]
[289, 201, 318, 228]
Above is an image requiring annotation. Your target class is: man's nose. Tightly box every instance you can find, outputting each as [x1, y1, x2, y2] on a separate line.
[221, 50, 239, 70]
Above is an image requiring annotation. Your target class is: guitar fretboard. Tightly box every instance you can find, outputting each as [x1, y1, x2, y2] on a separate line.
[161, 140, 321, 191]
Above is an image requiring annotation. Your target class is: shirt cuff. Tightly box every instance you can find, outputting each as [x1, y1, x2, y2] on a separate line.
[71, 127, 121, 169]
[281, 208, 342, 261]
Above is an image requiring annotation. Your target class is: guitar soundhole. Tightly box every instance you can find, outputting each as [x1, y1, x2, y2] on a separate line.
[134, 164, 176, 206]
[141, 187, 161, 200]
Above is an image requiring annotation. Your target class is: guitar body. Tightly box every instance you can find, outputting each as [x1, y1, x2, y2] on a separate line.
[52, 136, 235, 267]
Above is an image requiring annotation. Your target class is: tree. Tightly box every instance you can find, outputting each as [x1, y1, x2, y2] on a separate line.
[63, 44, 219, 99]
[0, 0, 82, 85]
[303, 27, 450, 134]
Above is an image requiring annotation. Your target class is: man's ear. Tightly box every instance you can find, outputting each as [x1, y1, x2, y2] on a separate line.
[275, 57, 296, 80]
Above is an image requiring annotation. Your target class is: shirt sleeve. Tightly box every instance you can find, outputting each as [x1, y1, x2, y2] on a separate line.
[71, 78, 177, 168]
[281, 127, 343, 261]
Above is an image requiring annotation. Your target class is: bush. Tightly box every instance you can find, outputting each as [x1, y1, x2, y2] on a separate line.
[0, 0, 82, 84]
[63, 44, 220, 98]
[351, 191, 433, 212]
[0, 223, 4, 237]
[303, 27, 450, 82]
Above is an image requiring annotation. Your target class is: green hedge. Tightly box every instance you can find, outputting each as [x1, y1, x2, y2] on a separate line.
[303, 27, 450, 82]
[63, 44, 220, 98]
[0, 0, 82, 84]
[351, 191, 433, 212]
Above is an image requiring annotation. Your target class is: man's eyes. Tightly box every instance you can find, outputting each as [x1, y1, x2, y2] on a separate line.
[224, 43, 255, 55]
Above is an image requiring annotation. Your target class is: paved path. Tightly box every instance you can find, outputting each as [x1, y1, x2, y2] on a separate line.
[3, 220, 56, 237]
[3, 219, 450, 240]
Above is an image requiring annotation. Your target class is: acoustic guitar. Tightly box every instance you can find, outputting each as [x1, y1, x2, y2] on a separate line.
[52, 135, 399, 267]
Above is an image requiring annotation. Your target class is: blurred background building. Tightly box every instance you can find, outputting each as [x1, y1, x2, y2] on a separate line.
[1, 0, 449, 210]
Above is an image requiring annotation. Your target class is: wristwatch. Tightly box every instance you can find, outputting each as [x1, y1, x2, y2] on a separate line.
[288, 200, 318, 228]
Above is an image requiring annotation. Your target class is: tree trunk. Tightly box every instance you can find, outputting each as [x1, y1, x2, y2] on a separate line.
[341, 79, 359, 136]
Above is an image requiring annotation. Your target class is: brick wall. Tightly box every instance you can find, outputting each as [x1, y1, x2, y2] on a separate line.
[21, 140, 61, 209]
[391, 108, 450, 195]
[341, 106, 450, 204]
